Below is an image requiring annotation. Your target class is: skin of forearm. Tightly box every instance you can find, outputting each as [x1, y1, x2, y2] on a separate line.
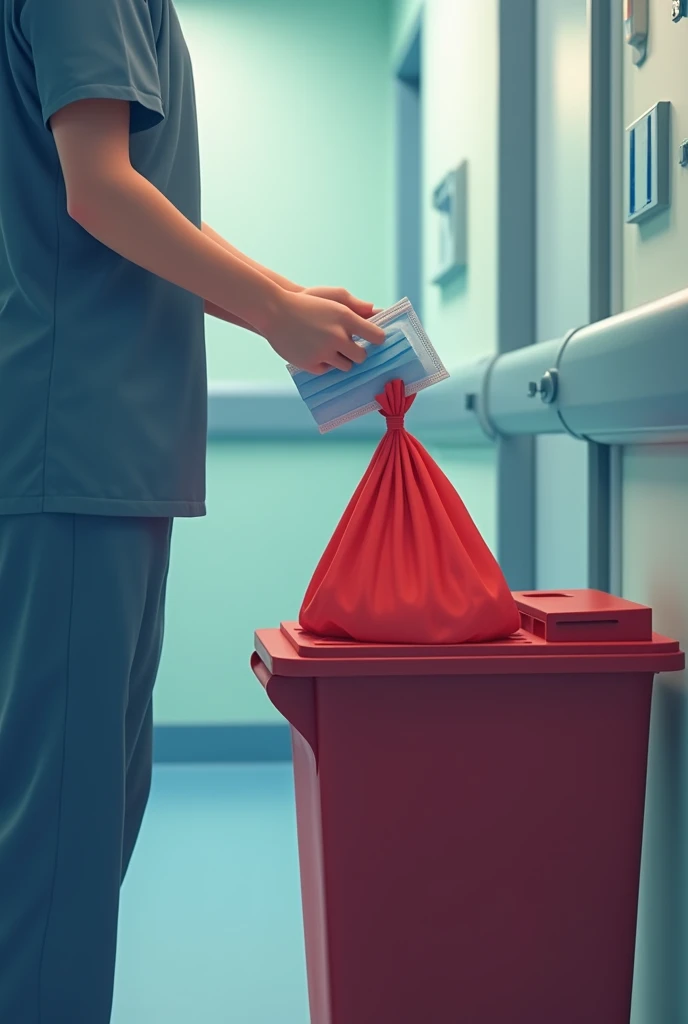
[201, 222, 303, 295]
[204, 300, 258, 333]
[71, 167, 284, 335]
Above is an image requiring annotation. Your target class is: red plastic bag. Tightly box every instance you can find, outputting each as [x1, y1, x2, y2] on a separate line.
[299, 379, 520, 644]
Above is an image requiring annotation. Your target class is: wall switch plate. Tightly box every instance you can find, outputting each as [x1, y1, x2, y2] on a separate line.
[431, 162, 467, 287]
[626, 102, 671, 224]
[625, 0, 649, 64]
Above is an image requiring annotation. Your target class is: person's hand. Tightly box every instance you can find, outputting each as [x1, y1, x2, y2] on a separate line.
[264, 290, 386, 374]
[303, 286, 382, 319]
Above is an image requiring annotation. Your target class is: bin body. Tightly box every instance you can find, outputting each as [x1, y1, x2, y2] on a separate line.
[251, 591, 684, 1024]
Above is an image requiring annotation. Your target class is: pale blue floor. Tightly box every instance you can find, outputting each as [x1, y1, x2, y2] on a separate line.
[112, 764, 309, 1024]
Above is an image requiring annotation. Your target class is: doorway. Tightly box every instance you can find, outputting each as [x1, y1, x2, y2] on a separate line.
[395, 16, 423, 317]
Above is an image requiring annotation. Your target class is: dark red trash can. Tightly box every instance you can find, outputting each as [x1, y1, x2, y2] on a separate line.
[251, 591, 683, 1024]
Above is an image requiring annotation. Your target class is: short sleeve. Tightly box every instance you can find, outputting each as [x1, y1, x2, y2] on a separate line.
[20, 0, 164, 133]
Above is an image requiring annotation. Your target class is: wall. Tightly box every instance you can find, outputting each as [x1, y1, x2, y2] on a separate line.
[622, 9, 688, 307]
[391, 0, 499, 368]
[390, 0, 500, 601]
[180, 0, 395, 382]
[534, 0, 590, 591]
[154, 0, 395, 726]
[619, 8, 688, 1022]
[156, 440, 372, 724]
[625, 446, 688, 1024]
[155, 438, 497, 724]
[391, 0, 422, 59]
[155, 0, 500, 727]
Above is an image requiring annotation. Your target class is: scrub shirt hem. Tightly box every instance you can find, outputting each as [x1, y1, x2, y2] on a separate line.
[0, 495, 206, 517]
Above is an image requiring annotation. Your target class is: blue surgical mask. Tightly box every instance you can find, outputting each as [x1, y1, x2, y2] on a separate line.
[288, 297, 449, 433]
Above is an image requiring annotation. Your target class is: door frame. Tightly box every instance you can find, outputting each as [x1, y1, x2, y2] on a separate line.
[496, 0, 537, 590]
[587, 0, 615, 592]
[495, 0, 617, 593]
[607, 0, 625, 595]
[394, 10, 424, 319]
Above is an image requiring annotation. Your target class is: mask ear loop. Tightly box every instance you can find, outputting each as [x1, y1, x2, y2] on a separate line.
[404, 304, 448, 381]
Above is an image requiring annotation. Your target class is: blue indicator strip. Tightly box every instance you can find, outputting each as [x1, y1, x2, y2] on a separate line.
[647, 114, 652, 206]
[629, 127, 636, 216]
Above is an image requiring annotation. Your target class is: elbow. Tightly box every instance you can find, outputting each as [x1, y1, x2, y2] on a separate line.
[66, 193, 116, 245]
[65, 175, 121, 230]
[66, 193, 97, 230]
[65, 170, 133, 237]
[66, 203, 86, 226]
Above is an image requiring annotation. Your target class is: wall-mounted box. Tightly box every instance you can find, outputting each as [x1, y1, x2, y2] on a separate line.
[626, 102, 671, 224]
[431, 162, 467, 286]
[624, 0, 648, 65]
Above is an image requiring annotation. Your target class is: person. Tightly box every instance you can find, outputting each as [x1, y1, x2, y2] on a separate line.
[0, 0, 386, 1020]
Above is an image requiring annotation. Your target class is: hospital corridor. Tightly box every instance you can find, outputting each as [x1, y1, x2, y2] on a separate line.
[2, 0, 688, 1022]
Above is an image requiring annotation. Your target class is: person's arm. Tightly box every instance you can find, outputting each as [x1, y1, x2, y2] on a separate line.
[203, 302, 259, 333]
[201, 222, 290, 331]
[50, 99, 385, 372]
[201, 222, 303, 295]
[200, 223, 380, 322]
[54, 101, 283, 333]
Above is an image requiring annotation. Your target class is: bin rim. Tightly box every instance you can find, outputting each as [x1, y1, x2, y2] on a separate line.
[253, 625, 684, 678]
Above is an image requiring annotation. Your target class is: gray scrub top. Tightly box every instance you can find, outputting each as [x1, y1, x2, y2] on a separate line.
[0, 0, 207, 517]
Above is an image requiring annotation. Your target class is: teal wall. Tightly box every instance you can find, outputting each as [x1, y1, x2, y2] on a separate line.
[390, 0, 422, 70]
[619, 7, 688, 1019]
[154, 0, 397, 725]
[623, 446, 688, 1024]
[177, 0, 394, 382]
[154, 0, 500, 727]
[156, 439, 496, 724]
[391, 0, 499, 370]
[533, 0, 590, 591]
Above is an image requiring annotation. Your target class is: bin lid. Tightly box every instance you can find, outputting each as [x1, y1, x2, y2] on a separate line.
[253, 591, 684, 678]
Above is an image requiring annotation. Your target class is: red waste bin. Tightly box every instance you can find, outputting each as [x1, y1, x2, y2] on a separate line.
[250, 591, 683, 1024]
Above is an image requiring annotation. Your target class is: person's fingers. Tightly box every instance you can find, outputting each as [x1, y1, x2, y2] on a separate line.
[340, 339, 367, 365]
[307, 286, 350, 306]
[327, 354, 355, 372]
[350, 314, 386, 345]
[344, 293, 375, 317]
[303, 286, 379, 319]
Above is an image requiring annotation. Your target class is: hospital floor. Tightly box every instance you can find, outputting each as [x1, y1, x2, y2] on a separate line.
[112, 763, 309, 1024]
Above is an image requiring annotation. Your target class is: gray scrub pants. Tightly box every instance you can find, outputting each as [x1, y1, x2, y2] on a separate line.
[0, 512, 174, 1023]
